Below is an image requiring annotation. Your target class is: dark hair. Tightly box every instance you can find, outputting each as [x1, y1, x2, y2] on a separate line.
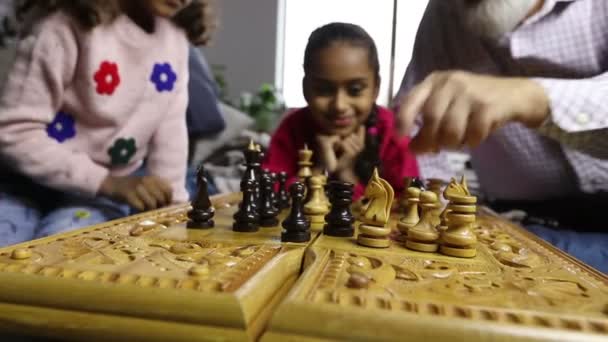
[304, 22, 380, 81]
[303, 22, 382, 183]
[13, 0, 216, 45]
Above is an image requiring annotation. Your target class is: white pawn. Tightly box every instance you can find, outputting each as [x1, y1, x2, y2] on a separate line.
[406, 191, 440, 253]
[397, 186, 421, 241]
[304, 175, 329, 231]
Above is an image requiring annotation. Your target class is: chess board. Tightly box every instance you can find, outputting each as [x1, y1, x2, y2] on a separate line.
[0, 193, 606, 341]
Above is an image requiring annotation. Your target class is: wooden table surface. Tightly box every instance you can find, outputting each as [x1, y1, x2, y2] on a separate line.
[0, 192, 605, 341]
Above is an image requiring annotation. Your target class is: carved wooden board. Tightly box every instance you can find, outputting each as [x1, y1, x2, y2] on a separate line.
[0, 194, 606, 341]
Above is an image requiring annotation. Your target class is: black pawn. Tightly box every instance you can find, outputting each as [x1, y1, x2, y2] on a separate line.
[281, 182, 311, 243]
[233, 179, 260, 232]
[187, 164, 215, 229]
[278, 172, 290, 210]
[260, 172, 279, 227]
[323, 181, 355, 237]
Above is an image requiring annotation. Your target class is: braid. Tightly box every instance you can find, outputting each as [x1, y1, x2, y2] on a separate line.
[354, 105, 382, 183]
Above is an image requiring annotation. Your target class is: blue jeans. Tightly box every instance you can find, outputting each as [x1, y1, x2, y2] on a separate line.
[526, 224, 608, 274]
[0, 166, 217, 247]
[0, 181, 131, 247]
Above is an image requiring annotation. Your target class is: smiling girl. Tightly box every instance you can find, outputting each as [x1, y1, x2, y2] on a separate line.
[263, 22, 418, 198]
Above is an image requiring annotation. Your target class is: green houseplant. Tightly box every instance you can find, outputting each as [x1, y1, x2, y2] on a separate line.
[239, 84, 284, 132]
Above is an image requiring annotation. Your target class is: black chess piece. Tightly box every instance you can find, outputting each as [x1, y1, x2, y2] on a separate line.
[281, 182, 311, 243]
[323, 181, 355, 237]
[278, 172, 290, 210]
[233, 179, 260, 232]
[240, 143, 263, 211]
[270, 172, 281, 211]
[187, 164, 215, 229]
[260, 172, 279, 227]
[410, 177, 425, 190]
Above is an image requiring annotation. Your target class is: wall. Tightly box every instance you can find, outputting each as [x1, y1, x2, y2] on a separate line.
[202, 0, 280, 104]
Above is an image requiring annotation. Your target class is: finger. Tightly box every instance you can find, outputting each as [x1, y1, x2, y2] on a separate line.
[342, 139, 362, 156]
[357, 125, 365, 141]
[136, 183, 158, 210]
[126, 192, 145, 212]
[144, 179, 169, 206]
[463, 108, 494, 148]
[334, 140, 346, 154]
[397, 74, 436, 136]
[437, 96, 471, 149]
[348, 133, 365, 152]
[321, 147, 338, 172]
[151, 176, 173, 205]
[154, 178, 174, 204]
[410, 80, 454, 153]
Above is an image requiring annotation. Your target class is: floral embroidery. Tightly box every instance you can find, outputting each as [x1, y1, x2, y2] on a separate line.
[73, 210, 91, 219]
[150, 63, 177, 92]
[94, 61, 121, 95]
[46, 111, 76, 143]
[108, 138, 137, 166]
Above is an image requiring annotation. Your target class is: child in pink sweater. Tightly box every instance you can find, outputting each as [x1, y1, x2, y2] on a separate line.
[0, 0, 210, 246]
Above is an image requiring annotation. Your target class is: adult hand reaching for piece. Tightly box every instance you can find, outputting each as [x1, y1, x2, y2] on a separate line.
[397, 71, 550, 153]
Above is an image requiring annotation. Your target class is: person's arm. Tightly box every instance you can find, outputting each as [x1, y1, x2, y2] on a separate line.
[0, 16, 109, 196]
[397, 2, 608, 159]
[533, 73, 608, 158]
[393, 0, 459, 181]
[394, 1, 457, 106]
[146, 62, 190, 204]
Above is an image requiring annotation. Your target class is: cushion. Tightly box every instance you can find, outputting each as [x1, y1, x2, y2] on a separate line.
[190, 103, 254, 166]
[186, 47, 226, 137]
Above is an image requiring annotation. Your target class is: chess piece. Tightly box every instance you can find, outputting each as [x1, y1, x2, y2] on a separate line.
[427, 178, 444, 197]
[282, 182, 311, 243]
[437, 192, 451, 232]
[398, 177, 413, 210]
[259, 172, 279, 227]
[297, 144, 313, 182]
[438, 176, 469, 231]
[233, 179, 260, 232]
[319, 171, 330, 208]
[396, 186, 421, 240]
[304, 175, 330, 231]
[278, 172, 290, 210]
[187, 164, 215, 229]
[440, 176, 478, 258]
[410, 177, 425, 190]
[241, 140, 263, 211]
[406, 191, 441, 252]
[270, 172, 280, 210]
[323, 181, 355, 237]
[357, 169, 394, 248]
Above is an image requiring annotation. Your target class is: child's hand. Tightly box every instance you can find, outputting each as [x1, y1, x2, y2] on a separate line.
[316, 134, 341, 172]
[334, 126, 365, 174]
[99, 175, 173, 211]
[315, 127, 365, 183]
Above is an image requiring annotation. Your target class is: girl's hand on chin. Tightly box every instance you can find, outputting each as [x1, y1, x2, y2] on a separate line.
[316, 134, 341, 173]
